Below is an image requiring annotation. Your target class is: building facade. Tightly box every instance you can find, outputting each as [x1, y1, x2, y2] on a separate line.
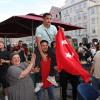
[50, 6, 61, 21]
[61, 0, 99, 44]
[4, 0, 100, 46]
[89, 3, 100, 42]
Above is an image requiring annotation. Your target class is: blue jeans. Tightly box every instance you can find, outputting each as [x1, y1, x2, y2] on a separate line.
[92, 77, 100, 93]
[36, 86, 56, 100]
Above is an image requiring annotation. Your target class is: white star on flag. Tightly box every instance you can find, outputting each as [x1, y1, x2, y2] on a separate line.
[65, 53, 74, 59]
[62, 40, 68, 45]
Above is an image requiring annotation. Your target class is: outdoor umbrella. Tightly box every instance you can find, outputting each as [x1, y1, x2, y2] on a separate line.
[0, 14, 84, 49]
[0, 14, 84, 38]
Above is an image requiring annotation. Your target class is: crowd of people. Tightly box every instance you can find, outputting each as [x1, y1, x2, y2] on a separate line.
[0, 12, 100, 100]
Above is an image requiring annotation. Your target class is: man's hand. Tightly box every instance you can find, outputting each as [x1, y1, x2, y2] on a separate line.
[30, 53, 36, 66]
[58, 26, 64, 32]
[34, 67, 40, 73]
[31, 67, 40, 73]
[54, 66, 58, 71]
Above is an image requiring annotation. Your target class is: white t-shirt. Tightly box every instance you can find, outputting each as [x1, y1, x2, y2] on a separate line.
[93, 50, 100, 79]
[35, 24, 57, 45]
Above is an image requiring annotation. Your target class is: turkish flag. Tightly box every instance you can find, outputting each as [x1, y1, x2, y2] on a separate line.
[55, 28, 90, 83]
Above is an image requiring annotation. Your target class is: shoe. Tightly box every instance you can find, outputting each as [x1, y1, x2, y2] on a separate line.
[5, 96, 8, 100]
[34, 82, 43, 93]
[47, 76, 58, 86]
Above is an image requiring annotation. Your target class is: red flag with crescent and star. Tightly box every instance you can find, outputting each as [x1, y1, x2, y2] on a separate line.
[55, 28, 90, 83]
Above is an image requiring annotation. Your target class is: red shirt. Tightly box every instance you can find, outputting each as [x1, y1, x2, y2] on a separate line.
[16, 45, 21, 50]
[23, 47, 28, 56]
[41, 56, 52, 88]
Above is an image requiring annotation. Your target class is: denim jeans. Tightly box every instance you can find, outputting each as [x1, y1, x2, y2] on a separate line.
[92, 77, 100, 93]
[36, 86, 56, 100]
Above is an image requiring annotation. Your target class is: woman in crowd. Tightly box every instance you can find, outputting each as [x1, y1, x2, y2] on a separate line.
[90, 42, 100, 93]
[7, 51, 35, 100]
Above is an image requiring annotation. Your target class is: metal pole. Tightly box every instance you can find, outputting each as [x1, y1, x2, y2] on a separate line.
[4, 36, 7, 48]
[4, 37, 6, 47]
[32, 21, 34, 52]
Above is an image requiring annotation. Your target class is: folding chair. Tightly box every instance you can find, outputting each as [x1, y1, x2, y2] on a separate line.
[77, 83, 100, 100]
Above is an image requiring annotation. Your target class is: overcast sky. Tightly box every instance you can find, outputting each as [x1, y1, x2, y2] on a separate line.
[0, 0, 66, 22]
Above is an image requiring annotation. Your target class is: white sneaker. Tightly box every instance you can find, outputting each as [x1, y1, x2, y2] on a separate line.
[5, 96, 8, 100]
[34, 82, 43, 93]
[47, 76, 58, 86]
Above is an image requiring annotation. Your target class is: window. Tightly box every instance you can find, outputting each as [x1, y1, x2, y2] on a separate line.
[71, 0, 75, 5]
[76, 5, 79, 13]
[70, 17, 72, 23]
[82, 24, 87, 33]
[66, 9, 69, 15]
[91, 8, 95, 15]
[79, 4, 82, 9]
[78, 30, 81, 35]
[78, 14, 81, 20]
[83, 2, 87, 8]
[83, 13, 87, 21]
[92, 29, 96, 34]
[74, 16, 77, 23]
[91, 18, 96, 24]
[78, 3, 83, 12]
[70, 8, 72, 12]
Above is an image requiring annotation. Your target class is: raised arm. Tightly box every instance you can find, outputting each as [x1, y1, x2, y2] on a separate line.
[19, 53, 36, 78]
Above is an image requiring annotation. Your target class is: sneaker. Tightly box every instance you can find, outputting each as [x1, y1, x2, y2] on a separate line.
[34, 82, 43, 93]
[47, 76, 58, 86]
[5, 96, 8, 100]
